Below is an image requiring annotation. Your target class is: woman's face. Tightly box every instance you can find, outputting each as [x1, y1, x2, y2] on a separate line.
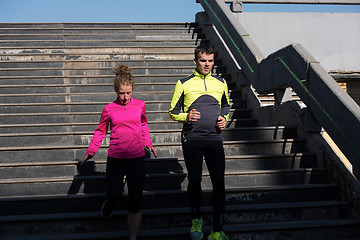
[117, 84, 133, 104]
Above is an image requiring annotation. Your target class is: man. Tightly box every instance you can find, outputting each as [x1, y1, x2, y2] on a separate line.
[169, 45, 230, 240]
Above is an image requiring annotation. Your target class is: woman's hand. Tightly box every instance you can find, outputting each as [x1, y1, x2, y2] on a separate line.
[148, 147, 158, 158]
[81, 154, 94, 165]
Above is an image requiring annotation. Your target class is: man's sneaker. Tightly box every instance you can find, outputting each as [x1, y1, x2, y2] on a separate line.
[190, 218, 203, 240]
[101, 199, 114, 218]
[207, 231, 229, 240]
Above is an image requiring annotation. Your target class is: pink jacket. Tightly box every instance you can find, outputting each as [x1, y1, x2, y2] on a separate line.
[86, 98, 153, 159]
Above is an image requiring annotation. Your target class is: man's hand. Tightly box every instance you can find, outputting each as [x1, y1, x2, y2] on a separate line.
[187, 109, 201, 122]
[81, 154, 94, 165]
[217, 116, 227, 130]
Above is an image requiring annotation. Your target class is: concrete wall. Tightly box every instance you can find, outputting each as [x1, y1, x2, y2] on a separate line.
[233, 12, 360, 72]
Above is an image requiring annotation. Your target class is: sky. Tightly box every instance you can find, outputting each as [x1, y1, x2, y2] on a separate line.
[0, 0, 359, 23]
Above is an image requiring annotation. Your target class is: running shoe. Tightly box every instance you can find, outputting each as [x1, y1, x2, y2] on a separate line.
[207, 231, 229, 240]
[190, 218, 203, 240]
[101, 199, 114, 218]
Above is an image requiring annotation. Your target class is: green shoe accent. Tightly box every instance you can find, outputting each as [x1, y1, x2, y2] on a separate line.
[190, 218, 203, 240]
[207, 231, 229, 240]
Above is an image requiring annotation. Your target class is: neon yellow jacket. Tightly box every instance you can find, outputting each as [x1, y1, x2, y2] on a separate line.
[169, 69, 230, 141]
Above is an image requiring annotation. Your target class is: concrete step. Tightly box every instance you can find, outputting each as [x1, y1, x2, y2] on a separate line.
[0, 117, 258, 134]
[0, 138, 307, 162]
[9, 201, 351, 225]
[0, 202, 352, 239]
[0, 184, 339, 215]
[2, 218, 359, 240]
[0, 27, 198, 34]
[0, 153, 316, 179]
[0, 39, 200, 47]
[0, 109, 251, 126]
[0, 123, 296, 141]
[0, 167, 329, 197]
[0, 34, 199, 44]
[0, 82, 236, 96]
[0, 87, 237, 104]
[150, 139, 308, 157]
[0, 65, 196, 76]
[0, 82, 179, 94]
[0, 126, 297, 147]
[0, 52, 194, 61]
[0, 46, 197, 56]
[0, 91, 173, 104]
[0, 32, 199, 41]
[0, 26, 198, 35]
[0, 75, 190, 85]
[145, 153, 317, 173]
[0, 59, 194, 68]
[0, 120, 185, 134]
[0, 22, 196, 28]
[0, 99, 247, 114]
[0, 80, 237, 98]
[0, 23, 200, 48]
[0, 155, 319, 180]
[0, 81, 237, 97]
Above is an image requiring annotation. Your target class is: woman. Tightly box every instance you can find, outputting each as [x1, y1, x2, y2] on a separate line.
[82, 64, 157, 240]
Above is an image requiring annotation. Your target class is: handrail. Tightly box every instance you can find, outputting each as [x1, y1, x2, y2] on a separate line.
[197, 0, 360, 176]
[224, 0, 360, 5]
[199, 0, 264, 81]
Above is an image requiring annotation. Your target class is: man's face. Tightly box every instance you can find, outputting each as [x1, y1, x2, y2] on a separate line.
[194, 52, 214, 75]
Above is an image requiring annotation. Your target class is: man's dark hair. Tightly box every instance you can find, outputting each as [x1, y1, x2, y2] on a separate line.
[194, 45, 214, 60]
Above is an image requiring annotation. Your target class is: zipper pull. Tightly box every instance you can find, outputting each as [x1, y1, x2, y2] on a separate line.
[204, 75, 207, 92]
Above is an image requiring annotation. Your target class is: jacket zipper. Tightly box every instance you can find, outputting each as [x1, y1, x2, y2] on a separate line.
[203, 75, 208, 92]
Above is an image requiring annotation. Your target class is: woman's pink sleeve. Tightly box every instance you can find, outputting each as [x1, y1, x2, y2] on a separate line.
[86, 108, 110, 156]
[141, 103, 153, 148]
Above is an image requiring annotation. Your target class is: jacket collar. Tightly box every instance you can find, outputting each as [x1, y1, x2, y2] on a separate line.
[194, 69, 212, 78]
[115, 98, 132, 106]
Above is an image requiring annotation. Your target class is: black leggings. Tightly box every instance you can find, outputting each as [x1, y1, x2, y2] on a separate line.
[105, 155, 145, 213]
[182, 140, 225, 232]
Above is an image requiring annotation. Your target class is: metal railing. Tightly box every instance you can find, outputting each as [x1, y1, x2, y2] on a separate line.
[224, 0, 360, 5]
[225, 0, 360, 4]
[196, 0, 360, 176]
[223, 0, 360, 12]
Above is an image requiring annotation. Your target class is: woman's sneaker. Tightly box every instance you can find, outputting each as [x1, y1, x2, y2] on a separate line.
[207, 231, 229, 240]
[101, 199, 115, 218]
[190, 218, 203, 240]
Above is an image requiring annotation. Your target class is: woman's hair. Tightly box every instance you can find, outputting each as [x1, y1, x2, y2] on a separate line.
[113, 64, 135, 92]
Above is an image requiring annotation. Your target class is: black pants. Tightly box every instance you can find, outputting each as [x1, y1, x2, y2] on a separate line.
[105, 155, 145, 213]
[182, 140, 226, 232]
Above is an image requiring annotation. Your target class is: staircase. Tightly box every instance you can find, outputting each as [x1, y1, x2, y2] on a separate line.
[0, 23, 359, 240]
